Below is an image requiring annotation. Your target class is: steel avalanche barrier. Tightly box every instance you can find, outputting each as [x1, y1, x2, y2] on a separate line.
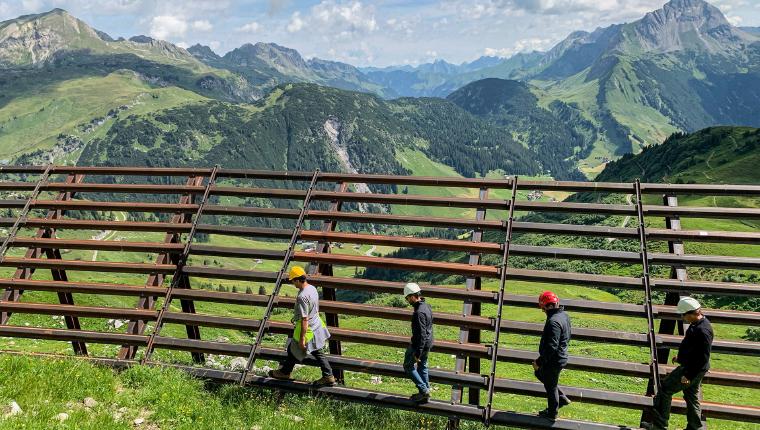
[0, 165, 758, 429]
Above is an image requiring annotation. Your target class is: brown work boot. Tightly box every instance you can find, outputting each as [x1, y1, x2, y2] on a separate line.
[268, 369, 293, 380]
[312, 375, 336, 387]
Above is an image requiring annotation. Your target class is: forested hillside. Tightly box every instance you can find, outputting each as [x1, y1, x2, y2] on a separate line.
[76, 84, 543, 180]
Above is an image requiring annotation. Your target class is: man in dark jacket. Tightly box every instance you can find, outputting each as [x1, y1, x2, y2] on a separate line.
[533, 291, 572, 420]
[403, 282, 434, 403]
[648, 297, 713, 430]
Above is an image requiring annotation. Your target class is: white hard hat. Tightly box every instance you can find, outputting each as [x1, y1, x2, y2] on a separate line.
[403, 282, 421, 297]
[677, 297, 701, 314]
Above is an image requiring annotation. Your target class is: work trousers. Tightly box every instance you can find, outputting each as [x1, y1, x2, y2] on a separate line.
[535, 365, 567, 415]
[652, 366, 706, 430]
[280, 346, 333, 377]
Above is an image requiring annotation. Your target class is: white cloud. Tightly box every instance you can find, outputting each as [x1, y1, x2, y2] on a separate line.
[176, 41, 189, 48]
[286, 1, 377, 35]
[312, 0, 377, 32]
[287, 11, 304, 32]
[484, 47, 511, 57]
[484, 37, 553, 57]
[149, 15, 188, 40]
[191, 19, 213, 31]
[237, 21, 261, 32]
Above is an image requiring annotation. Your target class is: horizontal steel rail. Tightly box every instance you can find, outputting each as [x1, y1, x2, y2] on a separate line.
[1, 236, 759, 272]
[3, 189, 760, 219]
[3, 165, 760, 195]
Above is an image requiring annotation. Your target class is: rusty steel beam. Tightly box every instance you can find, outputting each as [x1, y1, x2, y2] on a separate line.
[4, 166, 760, 196]
[0, 279, 165, 297]
[0, 257, 175, 274]
[0, 326, 147, 345]
[451, 186, 489, 420]
[3, 237, 758, 272]
[2, 238, 184, 253]
[292, 252, 499, 277]
[0, 302, 156, 319]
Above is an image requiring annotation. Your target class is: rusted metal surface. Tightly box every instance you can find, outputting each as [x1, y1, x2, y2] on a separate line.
[0, 166, 758, 427]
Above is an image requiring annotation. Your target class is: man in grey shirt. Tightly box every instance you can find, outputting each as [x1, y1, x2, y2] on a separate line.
[269, 266, 335, 387]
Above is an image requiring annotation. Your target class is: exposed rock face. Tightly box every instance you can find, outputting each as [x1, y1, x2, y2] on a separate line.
[0, 9, 102, 67]
[631, 0, 756, 53]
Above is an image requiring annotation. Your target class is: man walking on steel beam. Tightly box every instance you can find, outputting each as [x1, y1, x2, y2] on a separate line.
[644, 297, 713, 430]
[268, 266, 336, 387]
[533, 291, 572, 421]
[403, 282, 434, 404]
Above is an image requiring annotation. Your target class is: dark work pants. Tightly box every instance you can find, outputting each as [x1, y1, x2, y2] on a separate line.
[652, 366, 706, 430]
[280, 346, 333, 377]
[535, 365, 566, 415]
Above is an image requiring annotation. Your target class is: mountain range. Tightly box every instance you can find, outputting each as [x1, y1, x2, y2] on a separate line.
[0, 0, 758, 181]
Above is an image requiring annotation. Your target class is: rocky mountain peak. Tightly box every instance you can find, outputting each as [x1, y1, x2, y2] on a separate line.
[631, 0, 754, 53]
[188, 44, 220, 62]
[224, 41, 309, 72]
[0, 8, 104, 67]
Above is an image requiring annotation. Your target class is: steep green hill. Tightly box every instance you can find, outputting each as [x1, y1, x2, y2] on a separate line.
[597, 127, 760, 184]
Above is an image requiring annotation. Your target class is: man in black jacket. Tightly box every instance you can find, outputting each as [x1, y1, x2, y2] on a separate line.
[403, 282, 434, 403]
[648, 297, 713, 430]
[533, 291, 572, 420]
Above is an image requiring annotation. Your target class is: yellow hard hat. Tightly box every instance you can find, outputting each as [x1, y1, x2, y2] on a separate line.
[288, 265, 307, 280]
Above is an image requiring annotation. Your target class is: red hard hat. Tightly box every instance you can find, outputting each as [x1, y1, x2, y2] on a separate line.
[538, 291, 559, 308]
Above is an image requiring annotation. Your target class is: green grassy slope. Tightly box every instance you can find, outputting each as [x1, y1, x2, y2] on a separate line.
[597, 126, 760, 184]
[0, 71, 207, 160]
[0, 354, 481, 430]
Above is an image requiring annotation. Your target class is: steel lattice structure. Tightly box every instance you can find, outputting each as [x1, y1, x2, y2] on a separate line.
[0, 165, 757, 429]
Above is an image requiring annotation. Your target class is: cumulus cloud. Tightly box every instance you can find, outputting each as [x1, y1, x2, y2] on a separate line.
[484, 37, 553, 57]
[191, 19, 213, 31]
[286, 1, 377, 34]
[149, 15, 188, 40]
[454, 0, 663, 21]
[237, 21, 261, 32]
[286, 11, 304, 32]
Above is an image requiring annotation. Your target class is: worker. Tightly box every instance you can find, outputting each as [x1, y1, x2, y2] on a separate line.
[647, 297, 713, 430]
[533, 291, 572, 420]
[268, 266, 335, 387]
[403, 282, 434, 403]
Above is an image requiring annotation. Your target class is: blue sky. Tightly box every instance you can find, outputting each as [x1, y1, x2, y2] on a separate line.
[1, 0, 758, 66]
